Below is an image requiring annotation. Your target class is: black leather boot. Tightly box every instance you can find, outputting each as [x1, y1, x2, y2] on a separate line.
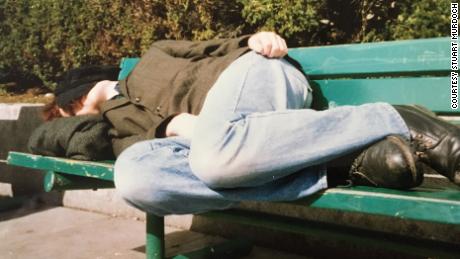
[393, 105, 460, 186]
[349, 135, 424, 189]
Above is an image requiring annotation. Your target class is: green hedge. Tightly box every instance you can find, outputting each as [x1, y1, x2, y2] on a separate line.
[0, 0, 450, 90]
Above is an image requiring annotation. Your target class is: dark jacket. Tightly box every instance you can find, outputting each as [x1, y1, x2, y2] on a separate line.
[28, 115, 114, 160]
[101, 35, 251, 156]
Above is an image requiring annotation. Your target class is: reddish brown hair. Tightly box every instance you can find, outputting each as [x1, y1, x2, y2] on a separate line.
[42, 99, 62, 121]
[41, 97, 83, 121]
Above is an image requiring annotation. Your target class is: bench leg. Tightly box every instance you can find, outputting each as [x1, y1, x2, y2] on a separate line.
[146, 213, 165, 259]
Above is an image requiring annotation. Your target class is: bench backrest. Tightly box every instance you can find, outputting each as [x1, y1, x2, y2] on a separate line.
[289, 37, 452, 114]
[119, 37, 453, 115]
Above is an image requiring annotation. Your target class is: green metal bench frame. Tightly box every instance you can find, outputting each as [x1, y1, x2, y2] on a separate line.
[7, 37, 460, 258]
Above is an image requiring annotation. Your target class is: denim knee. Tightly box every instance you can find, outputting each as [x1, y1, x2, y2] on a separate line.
[114, 141, 171, 215]
[114, 149, 144, 203]
[114, 147, 148, 199]
[114, 138, 238, 215]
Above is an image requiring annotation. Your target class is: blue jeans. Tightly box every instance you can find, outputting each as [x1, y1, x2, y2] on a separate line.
[114, 51, 410, 216]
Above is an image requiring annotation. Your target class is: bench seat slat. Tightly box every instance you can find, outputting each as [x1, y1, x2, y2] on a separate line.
[8, 153, 460, 224]
[7, 152, 114, 181]
[289, 37, 450, 78]
[312, 77, 451, 113]
[301, 186, 460, 225]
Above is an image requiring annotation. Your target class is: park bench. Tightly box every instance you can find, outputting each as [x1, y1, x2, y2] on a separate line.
[6, 37, 460, 258]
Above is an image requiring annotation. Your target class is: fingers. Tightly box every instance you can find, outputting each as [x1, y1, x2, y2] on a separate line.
[277, 36, 288, 55]
[248, 31, 288, 58]
[260, 34, 274, 57]
[248, 37, 264, 55]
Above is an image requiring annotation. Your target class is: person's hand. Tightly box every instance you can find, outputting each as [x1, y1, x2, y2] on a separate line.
[58, 107, 72, 117]
[248, 31, 288, 58]
[166, 113, 197, 140]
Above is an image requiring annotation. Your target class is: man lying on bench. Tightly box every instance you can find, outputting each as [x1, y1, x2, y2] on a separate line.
[36, 31, 460, 216]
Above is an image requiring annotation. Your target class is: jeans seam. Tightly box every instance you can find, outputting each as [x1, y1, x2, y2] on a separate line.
[231, 55, 258, 113]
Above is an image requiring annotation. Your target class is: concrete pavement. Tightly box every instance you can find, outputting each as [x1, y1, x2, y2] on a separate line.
[0, 203, 307, 259]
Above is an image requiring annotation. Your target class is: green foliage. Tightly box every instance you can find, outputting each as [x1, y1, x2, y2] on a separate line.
[0, 0, 451, 90]
[0, 0, 246, 88]
[239, 0, 323, 46]
[162, 0, 246, 40]
[387, 0, 451, 40]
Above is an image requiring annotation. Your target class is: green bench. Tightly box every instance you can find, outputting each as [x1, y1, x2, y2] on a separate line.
[7, 37, 460, 258]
